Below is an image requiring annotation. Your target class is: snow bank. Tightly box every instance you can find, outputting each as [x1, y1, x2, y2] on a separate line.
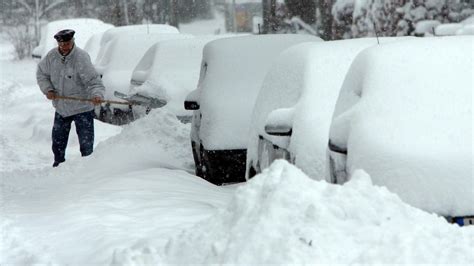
[0, 107, 229, 265]
[91, 108, 195, 173]
[161, 160, 474, 264]
[0, 219, 56, 265]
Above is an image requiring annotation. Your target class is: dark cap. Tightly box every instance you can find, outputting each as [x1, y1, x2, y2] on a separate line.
[54, 29, 75, 42]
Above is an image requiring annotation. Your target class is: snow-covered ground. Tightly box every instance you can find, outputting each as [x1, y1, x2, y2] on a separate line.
[1, 30, 473, 264]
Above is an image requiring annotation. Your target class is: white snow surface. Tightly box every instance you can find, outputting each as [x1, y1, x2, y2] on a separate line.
[99, 24, 179, 48]
[1, 33, 473, 264]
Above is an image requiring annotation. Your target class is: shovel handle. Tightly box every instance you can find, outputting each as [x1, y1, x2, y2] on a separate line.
[55, 95, 132, 105]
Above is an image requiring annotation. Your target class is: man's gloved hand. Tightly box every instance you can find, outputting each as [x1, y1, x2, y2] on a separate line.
[46, 90, 57, 100]
[91, 96, 103, 105]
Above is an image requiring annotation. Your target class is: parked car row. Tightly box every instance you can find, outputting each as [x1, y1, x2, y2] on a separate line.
[246, 37, 410, 181]
[327, 37, 473, 225]
[33, 19, 472, 225]
[184, 34, 473, 227]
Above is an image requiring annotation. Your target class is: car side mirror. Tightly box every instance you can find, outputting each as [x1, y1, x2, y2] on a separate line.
[184, 90, 200, 110]
[328, 139, 347, 155]
[264, 108, 294, 136]
[265, 124, 292, 136]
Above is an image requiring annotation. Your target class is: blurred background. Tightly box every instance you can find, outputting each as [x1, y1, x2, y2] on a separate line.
[1, 0, 473, 59]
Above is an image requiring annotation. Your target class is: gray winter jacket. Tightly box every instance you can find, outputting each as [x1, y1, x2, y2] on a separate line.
[37, 45, 105, 117]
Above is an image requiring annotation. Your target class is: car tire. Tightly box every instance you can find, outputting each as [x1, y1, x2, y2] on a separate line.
[328, 150, 348, 184]
[328, 155, 337, 184]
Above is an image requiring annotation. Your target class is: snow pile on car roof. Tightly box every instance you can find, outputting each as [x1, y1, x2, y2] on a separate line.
[33, 18, 113, 58]
[99, 24, 179, 48]
[159, 160, 473, 264]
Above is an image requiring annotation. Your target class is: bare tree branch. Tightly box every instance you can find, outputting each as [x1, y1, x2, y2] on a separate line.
[17, 0, 32, 14]
[43, 0, 66, 16]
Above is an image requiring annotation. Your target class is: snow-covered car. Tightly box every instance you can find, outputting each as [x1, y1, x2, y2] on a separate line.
[128, 35, 233, 123]
[83, 31, 106, 64]
[99, 24, 179, 48]
[32, 18, 113, 59]
[327, 36, 473, 224]
[456, 15, 474, 35]
[246, 37, 409, 180]
[414, 20, 440, 36]
[93, 24, 180, 66]
[184, 34, 321, 185]
[93, 31, 192, 125]
[434, 23, 463, 36]
[456, 25, 474, 35]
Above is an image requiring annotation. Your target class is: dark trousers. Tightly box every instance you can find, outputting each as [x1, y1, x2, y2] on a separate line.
[52, 110, 95, 163]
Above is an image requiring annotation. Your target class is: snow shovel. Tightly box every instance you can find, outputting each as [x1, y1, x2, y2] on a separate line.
[114, 91, 167, 109]
[54, 93, 166, 109]
[55, 95, 133, 106]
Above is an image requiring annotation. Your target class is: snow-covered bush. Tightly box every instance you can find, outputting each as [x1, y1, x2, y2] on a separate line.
[332, 0, 474, 38]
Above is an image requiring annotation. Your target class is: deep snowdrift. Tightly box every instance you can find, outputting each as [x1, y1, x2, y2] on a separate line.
[162, 160, 474, 264]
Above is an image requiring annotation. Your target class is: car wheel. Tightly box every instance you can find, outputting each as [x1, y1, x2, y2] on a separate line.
[328, 149, 348, 184]
[328, 155, 337, 184]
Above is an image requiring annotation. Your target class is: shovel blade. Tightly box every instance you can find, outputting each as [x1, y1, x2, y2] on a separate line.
[114, 91, 167, 109]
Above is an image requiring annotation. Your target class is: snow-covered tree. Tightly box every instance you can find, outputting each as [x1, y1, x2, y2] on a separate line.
[332, 0, 356, 39]
[17, 0, 66, 42]
[332, 0, 474, 38]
